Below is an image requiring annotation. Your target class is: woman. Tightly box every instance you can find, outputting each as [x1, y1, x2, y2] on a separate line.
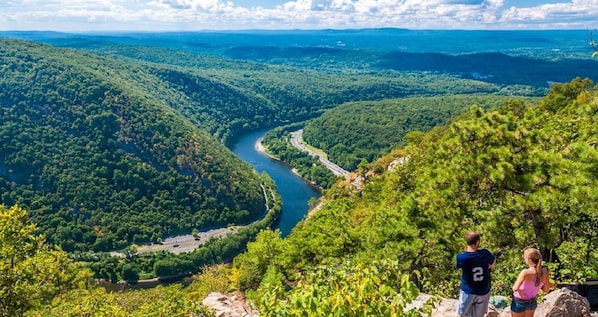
[511, 248, 551, 317]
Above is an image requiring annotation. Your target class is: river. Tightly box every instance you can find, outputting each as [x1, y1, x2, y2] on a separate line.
[106, 129, 320, 290]
[230, 128, 321, 237]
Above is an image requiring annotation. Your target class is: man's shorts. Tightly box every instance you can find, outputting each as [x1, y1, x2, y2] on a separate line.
[457, 289, 490, 317]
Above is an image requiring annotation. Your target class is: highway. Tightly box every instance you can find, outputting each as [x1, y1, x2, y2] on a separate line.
[290, 129, 350, 179]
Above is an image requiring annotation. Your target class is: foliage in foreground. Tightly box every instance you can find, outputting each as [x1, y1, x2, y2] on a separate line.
[1, 204, 228, 317]
[26, 284, 216, 317]
[259, 260, 427, 317]
[0, 205, 91, 316]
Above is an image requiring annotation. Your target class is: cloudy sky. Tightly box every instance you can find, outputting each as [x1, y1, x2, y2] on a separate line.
[0, 0, 597, 32]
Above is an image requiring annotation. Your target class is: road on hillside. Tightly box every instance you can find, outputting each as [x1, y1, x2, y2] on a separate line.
[127, 185, 273, 255]
[290, 129, 350, 179]
[134, 227, 239, 255]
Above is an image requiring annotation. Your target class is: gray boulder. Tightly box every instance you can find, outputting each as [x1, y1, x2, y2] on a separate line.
[535, 288, 591, 317]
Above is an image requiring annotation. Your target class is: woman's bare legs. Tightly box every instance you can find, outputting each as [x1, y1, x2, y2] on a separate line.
[523, 310, 535, 317]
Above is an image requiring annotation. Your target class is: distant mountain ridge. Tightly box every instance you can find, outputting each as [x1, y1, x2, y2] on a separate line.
[1, 28, 587, 55]
[378, 51, 598, 87]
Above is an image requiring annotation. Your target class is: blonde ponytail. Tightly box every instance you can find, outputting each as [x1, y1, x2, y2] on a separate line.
[535, 258, 543, 286]
[524, 248, 543, 286]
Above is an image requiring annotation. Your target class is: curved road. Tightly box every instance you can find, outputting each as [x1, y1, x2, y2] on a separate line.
[290, 129, 350, 179]
[129, 184, 274, 255]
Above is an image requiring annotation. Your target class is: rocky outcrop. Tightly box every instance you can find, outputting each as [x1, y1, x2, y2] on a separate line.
[202, 292, 259, 317]
[409, 295, 506, 317]
[535, 287, 592, 317]
[409, 288, 593, 317]
[406, 293, 502, 317]
[202, 288, 594, 317]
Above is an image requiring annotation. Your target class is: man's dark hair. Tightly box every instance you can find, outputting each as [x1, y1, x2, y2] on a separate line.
[465, 231, 480, 246]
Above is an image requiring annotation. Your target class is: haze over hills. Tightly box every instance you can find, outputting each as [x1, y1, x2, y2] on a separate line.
[4, 28, 591, 55]
[4, 30, 597, 85]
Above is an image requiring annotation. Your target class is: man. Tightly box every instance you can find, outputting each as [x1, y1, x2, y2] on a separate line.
[456, 231, 496, 317]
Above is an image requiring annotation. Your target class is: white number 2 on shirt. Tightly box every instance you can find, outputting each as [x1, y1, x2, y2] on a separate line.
[472, 267, 484, 281]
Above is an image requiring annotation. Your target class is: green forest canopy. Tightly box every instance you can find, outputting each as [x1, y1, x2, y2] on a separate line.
[301, 94, 538, 171]
[0, 204, 220, 317]
[0, 39, 267, 252]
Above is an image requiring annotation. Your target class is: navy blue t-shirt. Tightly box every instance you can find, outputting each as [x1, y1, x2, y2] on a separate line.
[456, 249, 495, 295]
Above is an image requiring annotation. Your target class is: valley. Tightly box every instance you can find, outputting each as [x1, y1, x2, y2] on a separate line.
[1, 29, 597, 315]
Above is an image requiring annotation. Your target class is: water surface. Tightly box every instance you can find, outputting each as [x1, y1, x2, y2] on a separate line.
[231, 129, 321, 237]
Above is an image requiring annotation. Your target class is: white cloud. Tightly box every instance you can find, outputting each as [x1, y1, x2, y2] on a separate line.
[499, 0, 598, 28]
[0, 0, 597, 31]
[152, 0, 234, 11]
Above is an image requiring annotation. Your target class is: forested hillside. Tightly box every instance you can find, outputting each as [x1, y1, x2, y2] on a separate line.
[49, 41, 508, 125]
[378, 51, 598, 87]
[0, 39, 267, 252]
[1, 30, 597, 315]
[233, 78, 598, 315]
[302, 95, 538, 171]
[222, 46, 598, 89]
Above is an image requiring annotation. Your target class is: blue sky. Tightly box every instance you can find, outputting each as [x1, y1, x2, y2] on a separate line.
[0, 0, 597, 32]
